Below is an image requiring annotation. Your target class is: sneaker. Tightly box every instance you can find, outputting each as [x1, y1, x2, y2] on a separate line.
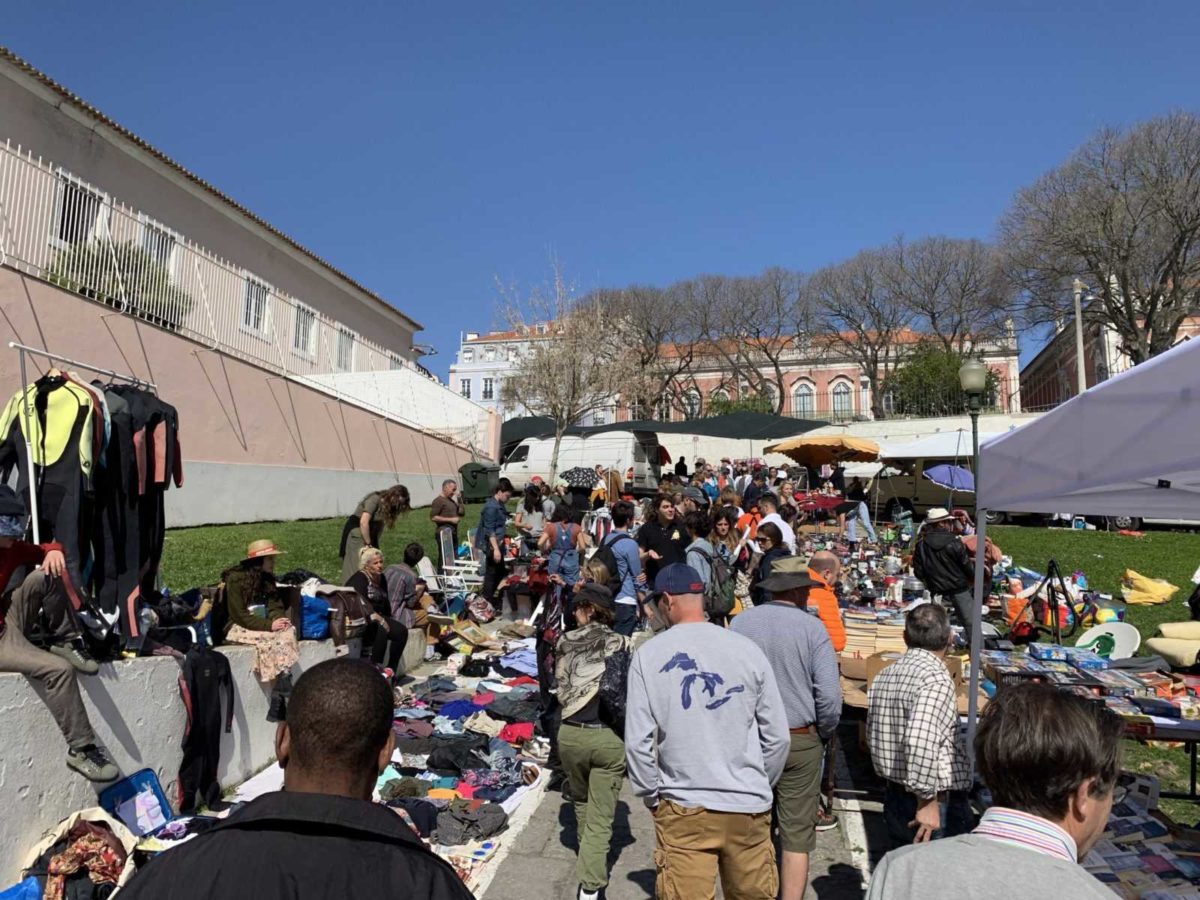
[578, 889, 600, 900]
[66, 745, 118, 782]
[814, 806, 839, 832]
[49, 642, 99, 675]
[424, 645, 436, 661]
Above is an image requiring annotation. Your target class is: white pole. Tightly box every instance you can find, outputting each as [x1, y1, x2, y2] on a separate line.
[16, 347, 40, 544]
[1072, 278, 1087, 397]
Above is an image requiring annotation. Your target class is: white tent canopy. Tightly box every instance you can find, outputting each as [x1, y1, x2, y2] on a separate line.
[978, 336, 1200, 519]
[879, 430, 1006, 462]
[966, 335, 1200, 771]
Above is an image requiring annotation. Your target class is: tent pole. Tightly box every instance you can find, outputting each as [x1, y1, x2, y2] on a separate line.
[965, 512, 988, 780]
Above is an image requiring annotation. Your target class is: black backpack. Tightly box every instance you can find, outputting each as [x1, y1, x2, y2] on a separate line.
[598, 646, 632, 737]
[693, 548, 736, 617]
[594, 532, 636, 597]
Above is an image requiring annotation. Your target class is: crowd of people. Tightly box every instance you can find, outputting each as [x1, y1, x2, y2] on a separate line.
[0, 456, 1125, 900]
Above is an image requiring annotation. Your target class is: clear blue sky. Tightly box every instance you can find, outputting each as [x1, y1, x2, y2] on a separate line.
[6, 2, 1200, 376]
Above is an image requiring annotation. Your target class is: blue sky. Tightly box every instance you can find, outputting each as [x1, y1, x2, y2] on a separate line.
[6, 3, 1200, 376]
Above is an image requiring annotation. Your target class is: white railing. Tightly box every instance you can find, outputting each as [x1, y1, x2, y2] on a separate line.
[0, 140, 491, 452]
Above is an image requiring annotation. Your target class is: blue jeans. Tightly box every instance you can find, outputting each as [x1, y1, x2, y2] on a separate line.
[883, 781, 974, 849]
[613, 602, 638, 637]
[846, 501, 877, 543]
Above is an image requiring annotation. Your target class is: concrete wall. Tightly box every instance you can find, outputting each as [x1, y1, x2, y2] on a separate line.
[0, 63, 418, 361]
[0, 270, 475, 524]
[0, 640, 336, 886]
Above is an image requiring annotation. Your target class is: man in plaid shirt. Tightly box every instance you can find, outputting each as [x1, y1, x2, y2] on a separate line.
[867, 604, 974, 848]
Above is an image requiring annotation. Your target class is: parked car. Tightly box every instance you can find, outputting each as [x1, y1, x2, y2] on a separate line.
[499, 429, 662, 494]
[870, 455, 985, 522]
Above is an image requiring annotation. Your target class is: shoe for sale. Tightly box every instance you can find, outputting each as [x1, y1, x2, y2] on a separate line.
[66, 745, 118, 783]
[424, 645, 436, 661]
[49, 642, 99, 675]
[814, 806, 839, 832]
[578, 888, 600, 900]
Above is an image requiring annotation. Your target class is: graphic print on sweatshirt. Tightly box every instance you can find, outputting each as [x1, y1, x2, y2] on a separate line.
[660, 652, 746, 710]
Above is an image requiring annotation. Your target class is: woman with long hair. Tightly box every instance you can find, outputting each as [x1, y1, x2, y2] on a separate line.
[555, 584, 631, 900]
[339, 484, 411, 582]
[513, 484, 547, 553]
[346, 546, 407, 677]
[751, 521, 792, 607]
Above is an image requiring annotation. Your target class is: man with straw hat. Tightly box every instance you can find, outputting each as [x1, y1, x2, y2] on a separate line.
[732, 556, 842, 900]
[912, 508, 976, 634]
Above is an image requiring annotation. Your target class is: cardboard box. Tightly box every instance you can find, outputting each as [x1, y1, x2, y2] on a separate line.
[839, 654, 868, 682]
[865, 651, 962, 689]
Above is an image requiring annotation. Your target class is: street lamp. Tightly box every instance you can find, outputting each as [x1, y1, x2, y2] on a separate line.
[1071, 278, 1100, 397]
[958, 355, 987, 495]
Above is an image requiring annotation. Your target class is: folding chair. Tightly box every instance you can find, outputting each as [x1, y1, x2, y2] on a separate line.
[439, 528, 483, 590]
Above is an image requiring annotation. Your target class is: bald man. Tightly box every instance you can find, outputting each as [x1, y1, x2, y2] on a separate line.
[807, 552, 846, 653]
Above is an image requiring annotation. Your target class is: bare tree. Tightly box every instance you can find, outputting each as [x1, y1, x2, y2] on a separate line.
[810, 248, 914, 418]
[1000, 111, 1200, 364]
[891, 236, 1014, 353]
[690, 268, 807, 414]
[498, 265, 623, 480]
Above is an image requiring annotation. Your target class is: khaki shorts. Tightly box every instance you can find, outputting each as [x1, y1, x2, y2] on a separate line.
[774, 731, 824, 853]
[654, 800, 777, 900]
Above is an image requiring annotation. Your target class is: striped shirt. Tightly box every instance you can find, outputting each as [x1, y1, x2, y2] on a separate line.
[973, 807, 1077, 862]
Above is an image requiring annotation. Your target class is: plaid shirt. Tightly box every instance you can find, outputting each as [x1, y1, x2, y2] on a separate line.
[866, 648, 971, 798]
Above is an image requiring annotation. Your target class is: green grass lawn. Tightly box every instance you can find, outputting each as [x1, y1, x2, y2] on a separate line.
[993, 524, 1200, 822]
[160, 502, 488, 591]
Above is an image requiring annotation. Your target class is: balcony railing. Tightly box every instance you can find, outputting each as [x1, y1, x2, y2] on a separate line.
[0, 139, 491, 452]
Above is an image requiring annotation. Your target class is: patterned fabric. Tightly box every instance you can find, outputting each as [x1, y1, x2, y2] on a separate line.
[46, 824, 127, 900]
[973, 807, 1077, 862]
[554, 622, 631, 719]
[225, 624, 300, 682]
[866, 648, 971, 797]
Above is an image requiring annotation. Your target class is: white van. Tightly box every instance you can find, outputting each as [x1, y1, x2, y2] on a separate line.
[500, 429, 662, 495]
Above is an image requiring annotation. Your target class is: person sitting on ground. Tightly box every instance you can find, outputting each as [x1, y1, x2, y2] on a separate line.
[340, 484, 411, 583]
[868, 682, 1123, 900]
[347, 547, 407, 677]
[0, 486, 117, 782]
[867, 604, 973, 848]
[807, 551, 847, 652]
[223, 540, 299, 721]
[555, 583, 632, 900]
[386, 542, 443, 659]
[119, 658, 474, 900]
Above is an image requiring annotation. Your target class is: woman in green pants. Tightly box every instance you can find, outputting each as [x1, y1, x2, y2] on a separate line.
[555, 583, 631, 900]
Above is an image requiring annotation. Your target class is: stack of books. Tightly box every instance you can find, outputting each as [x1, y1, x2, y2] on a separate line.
[842, 611, 879, 659]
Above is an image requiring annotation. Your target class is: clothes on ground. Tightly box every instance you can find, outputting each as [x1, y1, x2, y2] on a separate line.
[436, 800, 508, 846]
[729, 600, 842, 737]
[624, 621, 789, 814]
[866, 648, 970, 798]
[497, 647, 537, 678]
[115, 791, 473, 900]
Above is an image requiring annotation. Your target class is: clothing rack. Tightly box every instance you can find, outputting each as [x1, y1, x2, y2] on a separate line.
[8, 341, 156, 543]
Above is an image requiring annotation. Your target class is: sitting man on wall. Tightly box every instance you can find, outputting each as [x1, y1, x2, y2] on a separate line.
[0, 486, 118, 782]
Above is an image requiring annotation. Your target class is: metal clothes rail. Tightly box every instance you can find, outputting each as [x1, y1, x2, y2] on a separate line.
[8, 341, 154, 542]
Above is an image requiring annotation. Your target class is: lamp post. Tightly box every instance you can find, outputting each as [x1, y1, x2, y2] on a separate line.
[958, 357, 988, 482]
[1071, 279, 1099, 398]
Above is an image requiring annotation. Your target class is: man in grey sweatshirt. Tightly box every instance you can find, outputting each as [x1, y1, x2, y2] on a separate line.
[625, 564, 789, 900]
[868, 683, 1122, 900]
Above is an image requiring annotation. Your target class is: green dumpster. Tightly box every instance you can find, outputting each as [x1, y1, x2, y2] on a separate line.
[459, 462, 499, 502]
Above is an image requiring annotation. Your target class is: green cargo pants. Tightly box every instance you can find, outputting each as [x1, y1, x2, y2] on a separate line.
[558, 722, 626, 891]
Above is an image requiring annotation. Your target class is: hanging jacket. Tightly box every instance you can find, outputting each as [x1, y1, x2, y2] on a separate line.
[0, 377, 96, 487]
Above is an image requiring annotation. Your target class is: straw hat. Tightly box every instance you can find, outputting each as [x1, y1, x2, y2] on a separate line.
[925, 507, 954, 524]
[244, 539, 285, 562]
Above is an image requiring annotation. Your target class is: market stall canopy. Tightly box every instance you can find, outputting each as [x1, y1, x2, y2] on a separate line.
[764, 434, 880, 467]
[878, 430, 1006, 462]
[978, 336, 1200, 519]
[500, 412, 825, 457]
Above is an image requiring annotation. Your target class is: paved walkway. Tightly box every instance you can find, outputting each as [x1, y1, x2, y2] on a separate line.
[483, 780, 868, 900]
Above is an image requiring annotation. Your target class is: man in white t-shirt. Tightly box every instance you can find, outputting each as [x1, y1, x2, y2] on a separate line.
[757, 493, 796, 553]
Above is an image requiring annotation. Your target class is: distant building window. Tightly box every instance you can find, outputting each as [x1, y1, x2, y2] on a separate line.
[832, 382, 852, 418]
[792, 384, 814, 417]
[460, 378, 472, 399]
[292, 304, 316, 356]
[52, 173, 108, 247]
[683, 391, 701, 420]
[336, 328, 355, 371]
[593, 407, 608, 426]
[484, 346, 497, 362]
[242, 278, 270, 334]
[507, 345, 518, 361]
[462, 348, 474, 363]
[482, 377, 495, 400]
[140, 217, 178, 271]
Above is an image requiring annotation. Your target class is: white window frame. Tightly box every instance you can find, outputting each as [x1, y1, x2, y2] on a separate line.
[137, 214, 181, 278]
[482, 377, 495, 400]
[49, 170, 110, 251]
[462, 347, 475, 363]
[291, 302, 318, 359]
[460, 378, 472, 399]
[335, 327, 356, 372]
[240, 276, 271, 339]
[484, 346, 497, 362]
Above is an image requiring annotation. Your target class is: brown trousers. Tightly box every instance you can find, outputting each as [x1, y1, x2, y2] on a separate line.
[653, 800, 779, 900]
[0, 571, 95, 748]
